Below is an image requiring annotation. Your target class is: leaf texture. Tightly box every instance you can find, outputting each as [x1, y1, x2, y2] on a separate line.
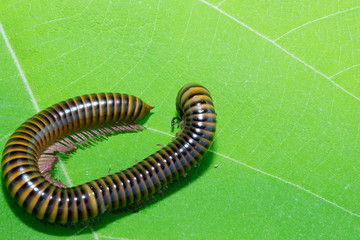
[0, 0, 360, 239]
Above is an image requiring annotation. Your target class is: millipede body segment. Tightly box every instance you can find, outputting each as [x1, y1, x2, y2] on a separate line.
[2, 83, 216, 224]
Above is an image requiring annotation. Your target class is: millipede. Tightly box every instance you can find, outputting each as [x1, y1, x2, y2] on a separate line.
[2, 83, 216, 226]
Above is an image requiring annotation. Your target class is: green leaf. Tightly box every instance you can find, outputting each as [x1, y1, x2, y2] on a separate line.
[1, 0, 360, 239]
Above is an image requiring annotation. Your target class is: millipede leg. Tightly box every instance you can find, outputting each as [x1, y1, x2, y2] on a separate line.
[174, 120, 185, 139]
[60, 224, 68, 228]
[88, 218, 95, 227]
[135, 200, 144, 209]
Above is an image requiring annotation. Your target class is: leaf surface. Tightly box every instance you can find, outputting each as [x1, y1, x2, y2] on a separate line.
[1, 0, 360, 239]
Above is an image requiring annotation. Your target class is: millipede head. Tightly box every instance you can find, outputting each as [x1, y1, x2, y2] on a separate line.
[171, 117, 181, 127]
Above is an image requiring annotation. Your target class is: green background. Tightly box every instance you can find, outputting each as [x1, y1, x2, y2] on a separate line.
[1, 0, 360, 239]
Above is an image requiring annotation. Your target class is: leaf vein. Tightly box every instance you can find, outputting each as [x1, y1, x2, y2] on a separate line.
[198, 0, 360, 102]
[146, 127, 360, 218]
[1, 20, 99, 239]
[274, 6, 360, 41]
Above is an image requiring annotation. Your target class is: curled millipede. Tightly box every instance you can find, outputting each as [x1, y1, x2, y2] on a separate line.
[2, 83, 216, 225]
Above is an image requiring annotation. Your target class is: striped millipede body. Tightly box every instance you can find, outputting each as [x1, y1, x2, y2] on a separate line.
[2, 83, 216, 225]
